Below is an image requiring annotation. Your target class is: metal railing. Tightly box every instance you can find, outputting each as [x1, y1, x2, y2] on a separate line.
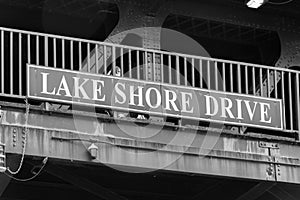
[0, 26, 299, 134]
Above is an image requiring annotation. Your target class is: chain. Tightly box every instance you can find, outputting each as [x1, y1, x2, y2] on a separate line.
[7, 98, 29, 175]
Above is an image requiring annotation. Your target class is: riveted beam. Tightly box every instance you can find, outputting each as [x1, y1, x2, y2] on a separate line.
[0, 107, 300, 183]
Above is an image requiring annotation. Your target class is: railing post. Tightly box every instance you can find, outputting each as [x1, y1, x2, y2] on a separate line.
[95, 43, 98, 74]
[288, 72, 293, 131]
[19, 33, 22, 96]
[53, 38, 56, 68]
[103, 45, 107, 75]
[112, 46, 116, 76]
[281, 71, 286, 130]
[70, 40, 73, 70]
[245, 65, 248, 94]
[199, 59, 203, 88]
[36, 35, 39, 65]
[191, 58, 195, 87]
[260, 67, 263, 96]
[222, 62, 226, 92]
[78, 42, 82, 71]
[168, 55, 171, 84]
[214, 61, 218, 90]
[136, 50, 140, 80]
[176, 55, 180, 85]
[296, 73, 300, 140]
[87, 43, 90, 72]
[230, 63, 233, 92]
[10, 32, 13, 95]
[62, 39, 65, 69]
[1, 30, 4, 94]
[128, 48, 131, 78]
[45, 36, 48, 66]
[237, 64, 241, 93]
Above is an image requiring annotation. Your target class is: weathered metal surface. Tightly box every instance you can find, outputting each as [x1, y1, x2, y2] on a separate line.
[1, 107, 300, 183]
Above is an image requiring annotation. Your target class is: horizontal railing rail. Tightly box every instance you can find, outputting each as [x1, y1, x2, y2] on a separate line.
[0, 26, 299, 135]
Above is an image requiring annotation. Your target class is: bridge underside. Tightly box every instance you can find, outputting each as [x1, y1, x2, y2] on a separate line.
[0, 158, 299, 200]
[0, 100, 299, 199]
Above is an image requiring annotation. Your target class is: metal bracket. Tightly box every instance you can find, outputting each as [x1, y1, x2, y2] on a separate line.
[259, 142, 279, 149]
[259, 141, 281, 181]
[12, 128, 17, 147]
[266, 164, 275, 180]
[274, 157, 281, 179]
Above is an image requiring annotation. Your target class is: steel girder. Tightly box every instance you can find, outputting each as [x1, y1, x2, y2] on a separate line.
[0, 104, 299, 184]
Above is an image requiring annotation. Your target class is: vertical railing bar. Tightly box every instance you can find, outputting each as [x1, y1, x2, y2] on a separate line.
[191, 58, 195, 87]
[120, 47, 123, 77]
[184, 57, 187, 86]
[296, 73, 300, 134]
[79, 42, 82, 71]
[137, 50, 140, 80]
[95, 44, 98, 74]
[207, 60, 211, 89]
[45, 36, 48, 66]
[145, 51, 148, 81]
[260, 67, 263, 96]
[245, 65, 249, 94]
[62, 39, 65, 69]
[274, 70, 278, 99]
[103, 45, 107, 74]
[168, 55, 171, 84]
[161, 54, 164, 83]
[252, 66, 256, 95]
[70, 40, 73, 70]
[288, 72, 293, 130]
[200, 59, 203, 88]
[153, 52, 156, 82]
[27, 34, 31, 64]
[87, 43, 90, 72]
[214, 61, 218, 90]
[237, 64, 241, 93]
[53, 38, 56, 68]
[10, 32, 13, 95]
[128, 48, 131, 78]
[230, 63, 233, 92]
[112, 46, 116, 76]
[175, 55, 179, 85]
[19, 33, 22, 96]
[36, 35, 39, 65]
[267, 69, 270, 97]
[1, 30, 4, 93]
[281, 71, 286, 129]
[222, 62, 226, 92]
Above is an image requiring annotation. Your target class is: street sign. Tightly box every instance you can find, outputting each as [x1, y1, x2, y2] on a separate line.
[27, 64, 283, 130]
